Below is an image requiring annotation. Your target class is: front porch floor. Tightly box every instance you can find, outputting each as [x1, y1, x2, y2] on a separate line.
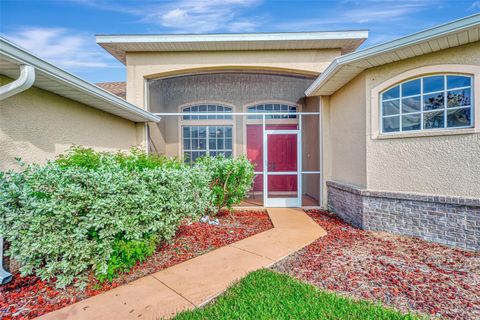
[36, 209, 326, 320]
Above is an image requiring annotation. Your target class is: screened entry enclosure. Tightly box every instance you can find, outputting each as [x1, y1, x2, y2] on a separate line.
[147, 72, 321, 208]
[151, 112, 321, 208]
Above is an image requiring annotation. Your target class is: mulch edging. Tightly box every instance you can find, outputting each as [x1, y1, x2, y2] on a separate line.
[273, 210, 480, 320]
[1, 210, 273, 320]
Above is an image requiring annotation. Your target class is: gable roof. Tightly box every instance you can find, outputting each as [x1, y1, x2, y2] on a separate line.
[0, 37, 159, 122]
[96, 82, 126, 99]
[96, 31, 368, 64]
[305, 14, 480, 96]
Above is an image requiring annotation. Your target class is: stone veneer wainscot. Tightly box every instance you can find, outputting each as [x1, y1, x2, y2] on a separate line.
[327, 180, 480, 250]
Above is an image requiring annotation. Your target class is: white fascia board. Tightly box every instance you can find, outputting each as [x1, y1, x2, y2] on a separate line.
[305, 59, 340, 96]
[96, 30, 369, 45]
[0, 37, 160, 122]
[305, 13, 480, 96]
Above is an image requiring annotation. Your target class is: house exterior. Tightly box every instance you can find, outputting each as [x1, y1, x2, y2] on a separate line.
[1, 14, 479, 249]
[95, 31, 369, 209]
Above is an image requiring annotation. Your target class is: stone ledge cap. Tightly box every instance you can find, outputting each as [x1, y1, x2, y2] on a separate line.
[326, 180, 480, 208]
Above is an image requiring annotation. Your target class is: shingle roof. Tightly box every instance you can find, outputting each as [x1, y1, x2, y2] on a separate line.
[95, 82, 126, 99]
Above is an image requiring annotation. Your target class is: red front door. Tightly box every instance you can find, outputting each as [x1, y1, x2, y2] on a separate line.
[267, 133, 297, 192]
[246, 125, 298, 192]
[267, 134, 297, 172]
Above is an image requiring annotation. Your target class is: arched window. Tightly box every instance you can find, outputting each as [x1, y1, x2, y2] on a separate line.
[247, 103, 297, 119]
[182, 104, 233, 120]
[381, 74, 473, 133]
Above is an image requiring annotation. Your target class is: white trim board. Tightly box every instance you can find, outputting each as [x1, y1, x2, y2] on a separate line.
[96, 31, 368, 64]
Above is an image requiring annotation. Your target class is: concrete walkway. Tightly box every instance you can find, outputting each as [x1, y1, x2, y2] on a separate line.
[38, 208, 326, 320]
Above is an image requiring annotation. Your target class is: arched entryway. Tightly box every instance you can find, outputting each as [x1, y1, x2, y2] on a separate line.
[146, 70, 322, 207]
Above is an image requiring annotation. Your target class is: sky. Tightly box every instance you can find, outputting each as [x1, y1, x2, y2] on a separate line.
[1, 0, 479, 83]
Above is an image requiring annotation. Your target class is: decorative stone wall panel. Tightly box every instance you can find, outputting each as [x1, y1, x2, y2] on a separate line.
[327, 180, 479, 250]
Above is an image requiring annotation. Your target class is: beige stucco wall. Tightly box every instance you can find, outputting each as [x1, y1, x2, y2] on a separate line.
[327, 72, 367, 188]
[365, 41, 480, 198]
[125, 49, 341, 108]
[320, 96, 331, 207]
[0, 76, 140, 170]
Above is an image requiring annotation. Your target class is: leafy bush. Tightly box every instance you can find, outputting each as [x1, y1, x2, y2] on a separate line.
[195, 155, 254, 214]
[0, 148, 255, 288]
[0, 147, 211, 288]
[55, 146, 101, 169]
[99, 235, 158, 282]
[56, 146, 181, 171]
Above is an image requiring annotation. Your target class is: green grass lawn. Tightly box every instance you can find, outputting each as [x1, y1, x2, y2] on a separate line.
[174, 269, 418, 320]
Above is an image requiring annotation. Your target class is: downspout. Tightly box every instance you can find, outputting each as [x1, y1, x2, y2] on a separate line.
[0, 64, 35, 100]
[145, 123, 150, 154]
[143, 78, 150, 155]
[0, 64, 35, 285]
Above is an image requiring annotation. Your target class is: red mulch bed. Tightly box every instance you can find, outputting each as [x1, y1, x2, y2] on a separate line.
[1, 210, 272, 320]
[273, 210, 480, 320]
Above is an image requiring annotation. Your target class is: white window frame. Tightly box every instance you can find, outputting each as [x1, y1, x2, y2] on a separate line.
[182, 125, 233, 162]
[178, 101, 236, 158]
[380, 74, 474, 134]
[246, 103, 298, 120]
[181, 104, 233, 120]
[370, 65, 480, 140]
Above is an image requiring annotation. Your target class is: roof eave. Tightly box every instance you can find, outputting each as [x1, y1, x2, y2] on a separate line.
[96, 30, 369, 65]
[305, 13, 480, 96]
[0, 37, 160, 123]
[95, 30, 369, 43]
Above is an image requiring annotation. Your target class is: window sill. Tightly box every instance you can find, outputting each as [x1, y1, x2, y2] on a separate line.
[374, 127, 477, 140]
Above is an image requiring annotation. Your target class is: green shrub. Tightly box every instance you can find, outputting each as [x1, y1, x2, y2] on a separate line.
[195, 156, 254, 214]
[99, 235, 158, 282]
[113, 147, 182, 171]
[56, 146, 181, 171]
[0, 148, 211, 288]
[55, 145, 102, 169]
